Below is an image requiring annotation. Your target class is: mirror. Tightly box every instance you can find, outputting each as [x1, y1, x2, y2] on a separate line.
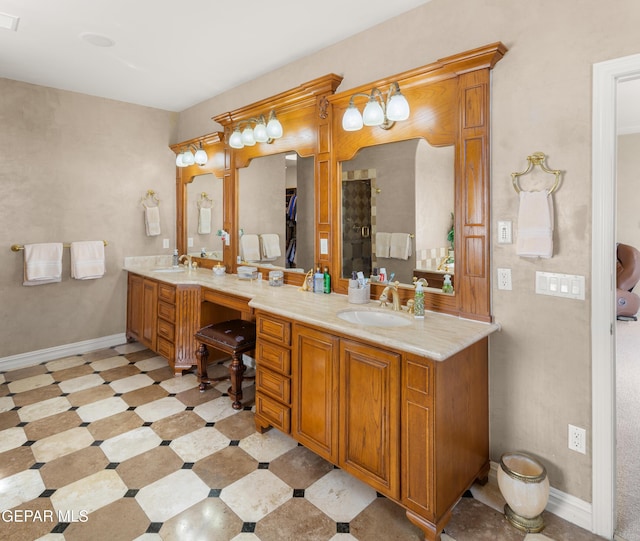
[238, 151, 314, 274]
[340, 139, 455, 290]
[186, 173, 224, 260]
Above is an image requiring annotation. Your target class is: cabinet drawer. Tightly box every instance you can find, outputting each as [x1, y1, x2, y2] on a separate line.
[157, 318, 175, 341]
[257, 315, 291, 346]
[157, 301, 176, 323]
[157, 336, 174, 361]
[256, 341, 291, 375]
[256, 368, 291, 404]
[158, 283, 176, 303]
[256, 392, 290, 433]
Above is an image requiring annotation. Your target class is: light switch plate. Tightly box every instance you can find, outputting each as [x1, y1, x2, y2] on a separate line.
[497, 220, 513, 244]
[536, 271, 585, 300]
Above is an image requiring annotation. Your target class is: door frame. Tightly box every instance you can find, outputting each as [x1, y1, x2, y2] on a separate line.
[592, 51, 640, 538]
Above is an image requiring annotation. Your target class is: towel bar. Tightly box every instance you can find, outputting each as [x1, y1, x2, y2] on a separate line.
[11, 241, 108, 252]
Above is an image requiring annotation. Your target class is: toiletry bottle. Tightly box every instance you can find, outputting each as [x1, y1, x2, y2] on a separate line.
[323, 266, 331, 293]
[414, 280, 425, 319]
[172, 249, 179, 267]
[442, 274, 453, 294]
[201, 247, 207, 258]
[314, 266, 324, 293]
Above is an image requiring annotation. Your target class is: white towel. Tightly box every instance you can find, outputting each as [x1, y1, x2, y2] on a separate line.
[70, 241, 105, 280]
[198, 207, 212, 235]
[516, 191, 554, 258]
[261, 233, 281, 259]
[376, 232, 391, 258]
[390, 233, 412, 260]
[144, 206, 161, 236]
[23, 243, 63, 286]
[240, 234, 261, 262]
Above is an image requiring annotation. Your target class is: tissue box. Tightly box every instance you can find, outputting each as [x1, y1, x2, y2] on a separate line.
[348, 284, 370, 304]
[237, 265, 259, 280]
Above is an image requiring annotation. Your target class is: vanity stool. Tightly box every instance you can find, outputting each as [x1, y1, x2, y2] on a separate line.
[194, 319, 256, 410]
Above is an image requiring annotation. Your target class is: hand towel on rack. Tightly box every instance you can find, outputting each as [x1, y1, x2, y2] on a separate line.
[390, 233, 412, 260]
[516, 190, 554, 258]
[144, 205, 161, 236]
[376, 232, 391, 258]
[260, 234, 281, 259]
[198, 207, 212, 235]
[240, 234, 261, 262]
[70, 241, 105, 280]
[23, 243, 63, 286]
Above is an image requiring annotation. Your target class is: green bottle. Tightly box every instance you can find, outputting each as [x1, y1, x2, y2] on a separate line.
[323, 266, 331, 293]
[414, 280, 425, 318]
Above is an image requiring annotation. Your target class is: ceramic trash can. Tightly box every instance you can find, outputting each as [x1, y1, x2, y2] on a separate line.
[497, 452, 550, 533]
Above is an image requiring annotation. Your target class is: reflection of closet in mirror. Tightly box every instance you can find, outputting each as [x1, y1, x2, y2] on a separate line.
[340, 139, 454, 286]
[239, 152, 314, 272]
[187, 174, 223, 260]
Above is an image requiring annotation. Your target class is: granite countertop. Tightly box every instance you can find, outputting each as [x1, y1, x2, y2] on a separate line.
[124, 258, 499, 361]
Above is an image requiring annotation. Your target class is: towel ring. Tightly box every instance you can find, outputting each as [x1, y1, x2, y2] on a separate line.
[197, 192, 213, 209]
[140, 189, 160, 208]
[511, 152, 562, 195]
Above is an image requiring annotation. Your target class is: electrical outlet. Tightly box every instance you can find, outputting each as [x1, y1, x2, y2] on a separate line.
[497, 268, 512, 290]
[162, 238, 169, 249]
[568, 424, 586, 454]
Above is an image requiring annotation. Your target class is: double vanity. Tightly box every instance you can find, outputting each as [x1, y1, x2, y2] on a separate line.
[135, 41, 509, 541]
[125, 261, 498, 540]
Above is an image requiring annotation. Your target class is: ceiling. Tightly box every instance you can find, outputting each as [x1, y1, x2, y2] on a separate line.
[0, 0, 431, 112]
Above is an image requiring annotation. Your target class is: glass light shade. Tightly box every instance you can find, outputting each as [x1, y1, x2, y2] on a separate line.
[182, 150, 195, 166]
[241, 126, 256, 146]
[342, 105, 363, 131]
[229, 129, 244, 149]
[362, 98, 385, 126]
[176, 153, 185, 167]
[253, 122, 269, 143]
[194, 148, 208, 165]
[386, 92, 410, 121]
[266, 116, 283, 139]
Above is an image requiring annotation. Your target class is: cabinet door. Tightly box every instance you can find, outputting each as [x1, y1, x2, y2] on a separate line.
[292, 324, 339, 463]
[126, 273, 144, 342]
[141, 278, 158, 350]
[339, 339, 400, 499]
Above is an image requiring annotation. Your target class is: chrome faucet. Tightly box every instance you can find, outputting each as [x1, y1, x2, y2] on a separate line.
[379, 281, 401, 311]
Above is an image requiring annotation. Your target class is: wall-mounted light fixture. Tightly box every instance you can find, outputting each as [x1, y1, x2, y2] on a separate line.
[342, 82, 410, 131]
[175, 142, 208, 167]
[228, 110, 283, 149]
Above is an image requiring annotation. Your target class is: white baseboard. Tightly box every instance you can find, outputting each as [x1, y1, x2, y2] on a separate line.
[489, 461, 593, 532]
[0, 334, 128, 372]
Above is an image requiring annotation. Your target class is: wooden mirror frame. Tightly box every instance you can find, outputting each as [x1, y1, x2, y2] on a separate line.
[171, 132, 226, 260]
[328, 42, 507, 322]
[212, 73, 343, 285]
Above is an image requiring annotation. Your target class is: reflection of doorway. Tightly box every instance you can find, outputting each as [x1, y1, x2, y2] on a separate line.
[592, 53, 640, 539]
[342, 169, 378, 279]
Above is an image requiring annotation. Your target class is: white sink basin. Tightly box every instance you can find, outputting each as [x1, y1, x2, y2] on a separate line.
[337, 309, 412, 327]
[153, 267, 186, 273]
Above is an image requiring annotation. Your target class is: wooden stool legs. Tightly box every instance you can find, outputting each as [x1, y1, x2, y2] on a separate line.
[195, 343, 247, 410]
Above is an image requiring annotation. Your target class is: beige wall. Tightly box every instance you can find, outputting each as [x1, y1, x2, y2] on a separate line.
[617, 133, 640, 249]
[3, 0, 639, 507]
[176, 0, 640, 502]
[0, 78, 178, 357]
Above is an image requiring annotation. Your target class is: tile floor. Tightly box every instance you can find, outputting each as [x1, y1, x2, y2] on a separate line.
[0, 342, 608, 541]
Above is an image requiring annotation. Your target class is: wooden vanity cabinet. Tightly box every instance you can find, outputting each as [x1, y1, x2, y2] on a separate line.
[126, 272, 201, 375]
[253, 309, 489, 541]
[340, 339, 400, 498]
[254, 313, 292, 434]
[126, 273, 157, 351]
[291, 324, 340, 464]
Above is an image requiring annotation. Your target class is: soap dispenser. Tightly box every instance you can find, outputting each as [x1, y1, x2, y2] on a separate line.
[414, 280, 425, 319]
[172, 249, 179, 267]
[442, 274, 453, 294]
